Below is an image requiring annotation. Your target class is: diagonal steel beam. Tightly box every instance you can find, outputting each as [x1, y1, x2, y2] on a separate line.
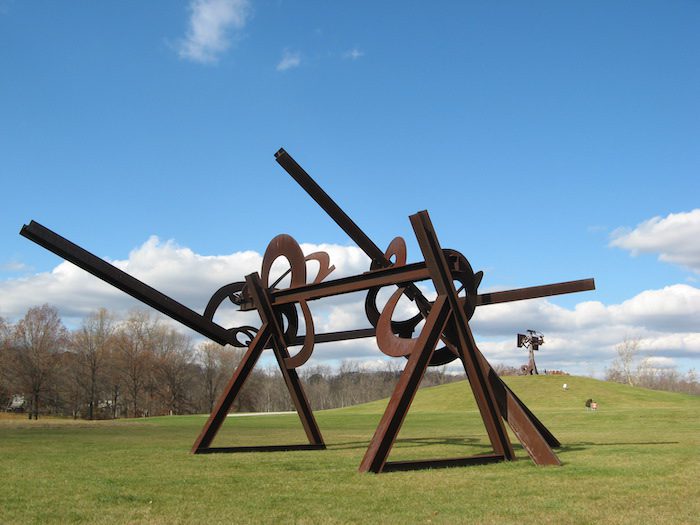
[20, 220, 233, 346]
[275, 149, 573, 455]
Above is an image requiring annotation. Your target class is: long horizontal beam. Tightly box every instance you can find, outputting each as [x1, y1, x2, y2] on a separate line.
[259, 274, 595, 311]
[279, 280, 596, 346]
[260, 262, 431, 308]
[476, 278, 595, 306]
[21, 220, 594, 350]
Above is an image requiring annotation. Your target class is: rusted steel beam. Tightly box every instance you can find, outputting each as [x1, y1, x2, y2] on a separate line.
[275, 148, 387, 264]
[276, 148, 427, 306]
[495, 380, 560, 448]
[265, 262, 430, 307]
[193, 273, 326, 454]
[245, 272, 325, 446]
[246, 270, 594, 315]
[483, 363, 560, 464]
[195, 444, 326, 454]
[20, 220, 233, 346]
[191, 323, 272, 452]
[289, 327, 376, 346]
[271, 151, 580, 464]
[382, 454, 505, 473]
[411, 210, 515, 461]
[280, 278, 594, 348]
[476, 279, 595, 306]
[359, 296, 452, 473]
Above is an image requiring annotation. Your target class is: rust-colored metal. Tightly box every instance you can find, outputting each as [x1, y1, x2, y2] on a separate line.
[409, 211, 515, 463]
[359, 295, 452, 473]
[20, 148, 595, 473]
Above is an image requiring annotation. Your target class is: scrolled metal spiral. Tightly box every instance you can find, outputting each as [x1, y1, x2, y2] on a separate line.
[370, 241, 483, 366]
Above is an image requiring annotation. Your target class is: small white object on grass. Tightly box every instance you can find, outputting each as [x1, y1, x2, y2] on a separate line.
[563, 383, 568, 390]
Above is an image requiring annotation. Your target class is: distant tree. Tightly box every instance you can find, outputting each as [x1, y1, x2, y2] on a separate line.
[152, 326, 194, 415]
[10, 305, 67, 419]
[115, 311, 157, 417]
[493, 364, 521, 377]
[0, 316, 11, 408]
[198, 341, 241, 413]
[301, 364, 333, 410]
[71, 308, 116, 419]
[609, 337, 641, 386]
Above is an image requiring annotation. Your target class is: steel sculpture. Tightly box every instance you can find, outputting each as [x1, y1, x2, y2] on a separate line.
[20, 148, 595, 473]
[518, 330, 544, 375]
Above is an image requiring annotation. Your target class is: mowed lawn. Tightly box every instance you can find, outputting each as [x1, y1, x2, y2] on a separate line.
[1, 376, 698, 524]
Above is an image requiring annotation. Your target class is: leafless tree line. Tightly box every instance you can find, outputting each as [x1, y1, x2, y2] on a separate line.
[0, 305, 460, 419]
[606, 337, 699, 395]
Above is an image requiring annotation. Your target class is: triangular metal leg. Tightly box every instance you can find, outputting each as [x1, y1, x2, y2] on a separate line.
[411, 211, 515, 461]
[191, 272, 324, 453]
[359, 296, 452, 473]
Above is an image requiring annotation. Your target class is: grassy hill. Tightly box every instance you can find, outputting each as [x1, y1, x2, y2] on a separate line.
[341, 374, 699, 414]
[1, 376, 698, 524]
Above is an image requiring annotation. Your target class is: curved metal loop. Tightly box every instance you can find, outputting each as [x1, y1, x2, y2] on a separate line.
[261, 234, 318, 368]
[364, 238, 456, 365]
[226, 326, 259, 347]
[442, 248, 482, 321]
[365, 245, 484, 367]
[204, 281, 247, 320]
[364, 237, 422, 332]
[381, 236, 407, 268]
[204, 281, 259, 347]
[262, 234, 307, 290]
[425, 249, 483, 366]
[376, 287, 419, 357]
[283, 302, 315, 368]
[304, 252, 336, 284]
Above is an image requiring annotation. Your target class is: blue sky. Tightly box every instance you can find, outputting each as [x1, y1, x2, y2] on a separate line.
[1, 1, 699, 376]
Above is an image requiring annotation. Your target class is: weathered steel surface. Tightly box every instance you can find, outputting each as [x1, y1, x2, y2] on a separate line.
[21, 148, 595, 473]
[410, 211, 515, 463]
[20, 220, 233, 345]
[360, 296, 452, 472]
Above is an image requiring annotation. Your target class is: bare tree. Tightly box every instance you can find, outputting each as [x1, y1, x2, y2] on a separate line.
[301, 364, 333, 410]
[115, 311, 157, 417]
[152, 326, 194, 415]
[198, 341, 241, 412]
[0, 317, 11, 408]
[610, 337, 641, 386]
[71, 308, 116, 419]
[10, 305, 67, 419]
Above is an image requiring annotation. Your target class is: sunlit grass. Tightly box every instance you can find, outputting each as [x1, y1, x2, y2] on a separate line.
[1, 376, 698, 524]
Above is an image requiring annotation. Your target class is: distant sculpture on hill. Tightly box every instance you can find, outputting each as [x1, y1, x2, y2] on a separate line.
[517, 330, 544, 375]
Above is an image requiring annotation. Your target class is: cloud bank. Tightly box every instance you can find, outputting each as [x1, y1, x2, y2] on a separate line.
[2, 236, 698, 374]
[610, 209, 700, 274]
[178, 0, 251, 64]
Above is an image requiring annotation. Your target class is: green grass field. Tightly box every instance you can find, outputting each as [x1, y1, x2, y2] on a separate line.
[1, 375, 698, 524]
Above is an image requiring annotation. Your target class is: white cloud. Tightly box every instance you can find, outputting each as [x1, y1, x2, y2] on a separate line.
[470, 284, 700, 372]
[276, 49, 301, 71]
[640, 356, 677, 370]
[342, 48, 364, 60]
[2, 236, 699, 375]
[0, 260, 28, 272]
[178, 0, 251, 64]
[610, 209, 700, 274]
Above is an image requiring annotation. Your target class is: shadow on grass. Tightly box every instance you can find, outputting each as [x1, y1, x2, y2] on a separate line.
[559, 440, 679, 453]
[328, 436, 485, 451]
